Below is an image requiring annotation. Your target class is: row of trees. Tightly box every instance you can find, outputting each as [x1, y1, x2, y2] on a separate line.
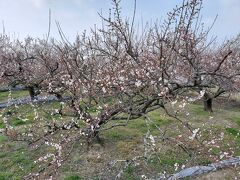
[0, 0, 239, 135]
[0, 0, 240, 177]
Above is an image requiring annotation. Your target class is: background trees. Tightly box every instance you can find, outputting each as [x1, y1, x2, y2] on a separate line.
[194, 35, 240, 112]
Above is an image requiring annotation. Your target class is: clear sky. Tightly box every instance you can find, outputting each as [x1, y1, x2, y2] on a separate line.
[0, 0, 239, 42]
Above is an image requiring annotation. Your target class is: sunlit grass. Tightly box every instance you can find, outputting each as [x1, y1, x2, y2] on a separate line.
[0, 90, 29, 102]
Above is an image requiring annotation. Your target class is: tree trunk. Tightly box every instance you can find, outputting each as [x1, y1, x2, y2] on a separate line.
[28, 86, 36, 100]
[203, 92, 213, 112]
[55, 93, 63, 100]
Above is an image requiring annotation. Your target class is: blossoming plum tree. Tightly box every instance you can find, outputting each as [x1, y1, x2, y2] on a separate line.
[0, 0, 239, 178]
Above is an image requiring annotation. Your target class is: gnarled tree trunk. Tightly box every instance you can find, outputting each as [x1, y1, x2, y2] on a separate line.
[203, 92, 213, 112]
[27, 86, 36, 100]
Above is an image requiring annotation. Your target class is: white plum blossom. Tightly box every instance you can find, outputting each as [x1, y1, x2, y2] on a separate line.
[199, 90, 205, 98]
[171, 100, 178, 105]
[189, 128, 200, 140]
[119, 76, 125, 81]
[179, 102, 187, 108]
[181, 164, 186, 169]
[102, 87, 107, 93]
[149, 135, 156, 146]
[135, 80, 142, 87]
[21, 118, 29, 122]
[174, 163, 179, 171]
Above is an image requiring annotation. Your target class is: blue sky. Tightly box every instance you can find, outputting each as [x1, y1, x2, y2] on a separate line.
[0, 0, 239, 42]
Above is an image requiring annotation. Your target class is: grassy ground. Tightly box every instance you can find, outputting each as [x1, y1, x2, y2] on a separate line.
[0, 90, 29, 102]
[0, 92, 240, 179]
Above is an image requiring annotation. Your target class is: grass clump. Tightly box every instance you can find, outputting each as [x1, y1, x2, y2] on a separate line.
[11, 117, 33, 126]
[64, 175, 82, 180]
[122, 165, 139, 180]
[190, 104, 209, 116]
[225, 127, 240, 137]
[0, 90, 29, 102]
[0, 135, 7, 143]
[0, 172, 14, 180]
[0, 121, 5, 129]
[232, 117, 240, 127]
[102, 127, 140, 141]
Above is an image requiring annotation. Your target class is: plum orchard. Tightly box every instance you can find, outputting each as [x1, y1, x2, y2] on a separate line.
[0, 0, 240, 178]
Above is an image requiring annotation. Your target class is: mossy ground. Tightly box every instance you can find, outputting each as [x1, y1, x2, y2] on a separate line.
[0, 91, 240, 179]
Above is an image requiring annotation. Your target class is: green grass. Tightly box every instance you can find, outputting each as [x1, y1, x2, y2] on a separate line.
[11, 117, 33, 126]
[0, 172, 14, 180]
[0, 135, 7, 143]
[121, 110, 173, 135]
[0, 142, 37, 179]
[209, 147, 221, 156]
[147, 150, 189, 174]
[0, 101, 66, 130]
[0, 90, 29, 102]
[1, 91, 240, 179]
[122, 165, 139, 180]
[0, 121, 5, 128]
[189, 104, 210, 116]
[102, 126, 141, 141]
[232, 117, 240, 127]
[225, 127, 240, 137]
